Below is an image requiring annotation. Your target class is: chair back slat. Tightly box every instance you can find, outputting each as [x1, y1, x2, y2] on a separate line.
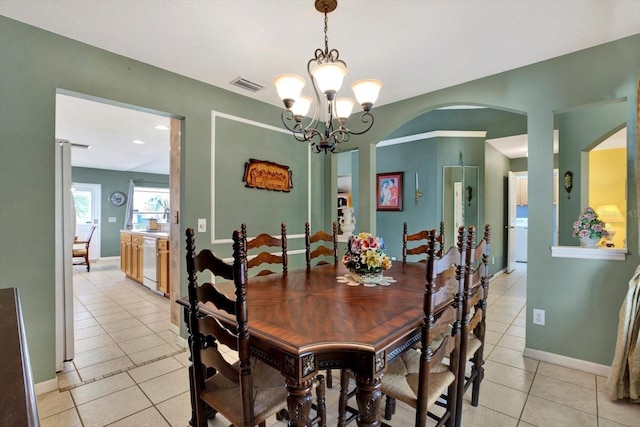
[305, 222, 338, 269]
[403, 221, 446, 263]
[242, 223, 287, 276]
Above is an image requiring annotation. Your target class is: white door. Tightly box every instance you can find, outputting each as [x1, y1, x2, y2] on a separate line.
[72, 183, 101, 259]
[507, 171, 517, 273]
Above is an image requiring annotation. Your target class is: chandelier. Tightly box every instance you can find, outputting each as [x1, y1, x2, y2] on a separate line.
[273, 0, 382, 154]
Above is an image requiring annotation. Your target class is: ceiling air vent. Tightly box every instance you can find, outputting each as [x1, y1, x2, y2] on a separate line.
[230, 77, 264, 92]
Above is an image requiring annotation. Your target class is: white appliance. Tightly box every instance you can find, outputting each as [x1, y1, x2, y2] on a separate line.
[515, 218, 528, 263]
[143, 237, 159, 292]
[55, 139, 75, 369]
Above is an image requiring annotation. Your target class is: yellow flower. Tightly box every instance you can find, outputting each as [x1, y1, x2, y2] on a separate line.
[361, 249, 381, 269]
[381, 254, 392, 270]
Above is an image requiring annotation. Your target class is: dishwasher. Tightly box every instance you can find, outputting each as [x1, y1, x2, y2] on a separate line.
[143, 237, 159, 292]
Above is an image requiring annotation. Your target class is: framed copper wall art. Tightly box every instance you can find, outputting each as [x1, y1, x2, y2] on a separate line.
[243, 158, 293, 192]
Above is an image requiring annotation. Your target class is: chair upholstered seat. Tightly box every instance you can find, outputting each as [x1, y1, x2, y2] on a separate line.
[384, 348, 455, 410]
[201, 358, 289, 427]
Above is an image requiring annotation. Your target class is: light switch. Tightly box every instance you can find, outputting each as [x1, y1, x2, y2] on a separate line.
[108, 217, 117, 223]
[198, 218, 206, 233]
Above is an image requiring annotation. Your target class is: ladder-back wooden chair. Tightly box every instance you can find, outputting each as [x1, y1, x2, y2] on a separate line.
[339, 227, 465, 427]
[185, 227, 326, 427]
[402, 221, 445, 263]
[73, 225, 97, 271]
[304, 221, 339, 388]
[380, 227, 465, 427]
[305, 221, 338, 269]
[241, 223, 287, 276]
[455, 224, 491, 427]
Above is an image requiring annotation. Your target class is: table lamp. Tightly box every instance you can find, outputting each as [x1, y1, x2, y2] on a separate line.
[596, 204, 624, 247]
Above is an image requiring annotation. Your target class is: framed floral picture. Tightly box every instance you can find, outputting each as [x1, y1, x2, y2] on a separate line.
[376, 172, 403, 211]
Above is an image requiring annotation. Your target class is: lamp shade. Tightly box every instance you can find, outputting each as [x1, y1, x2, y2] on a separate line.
[311, 62, 347, 96]
[335, 98, 355, 120]
[273, 74, 306, 105]
[290, 95, 313, 118]
[351, 79, 383, 108]
[596, 204, 625, 223]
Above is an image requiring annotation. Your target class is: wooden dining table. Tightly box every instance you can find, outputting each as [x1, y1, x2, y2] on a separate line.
[179, 261, 431, 426]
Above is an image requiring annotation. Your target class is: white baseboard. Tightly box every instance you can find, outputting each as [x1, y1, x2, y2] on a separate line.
[98, 256, 120, 261]
[490, 268, 506, 280]
[35, 378, 59, 395]
[169, 323, 188, 348]
[523, 347, 611, 377]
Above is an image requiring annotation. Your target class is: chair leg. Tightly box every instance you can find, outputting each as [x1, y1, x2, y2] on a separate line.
[316, 374, 326, 427]
[471, 353, 484, 407]
[337, 369, 350, 427]
[86, 255, 90, 272]
[384, 396, 396, 420]
[326, 368, 333, 388]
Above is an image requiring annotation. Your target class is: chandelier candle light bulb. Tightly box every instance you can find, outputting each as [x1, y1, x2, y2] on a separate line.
[273, 0, 383, 154]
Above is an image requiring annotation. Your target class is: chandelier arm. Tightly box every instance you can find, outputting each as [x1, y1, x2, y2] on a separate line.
[341, 112, 375, 136]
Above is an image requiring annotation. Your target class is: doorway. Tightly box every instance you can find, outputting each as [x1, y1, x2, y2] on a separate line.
[54, 91, 182, 370]
[72, 182, 101, 260]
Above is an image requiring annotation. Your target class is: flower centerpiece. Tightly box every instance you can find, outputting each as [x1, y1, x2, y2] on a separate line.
[342, 232, 392, 284]
[573, 206, 608, 247]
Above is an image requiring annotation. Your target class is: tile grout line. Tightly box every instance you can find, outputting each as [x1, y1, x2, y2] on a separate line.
[58, 349, 188, 392]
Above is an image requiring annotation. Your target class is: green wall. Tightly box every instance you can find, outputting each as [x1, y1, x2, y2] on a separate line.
[557, 101, 628, 246]
[2, 15, 640, 384]
[0, 16, 326, 383]
[338, 34, 640, 366]
[71, 167, 169, 257]
[374, 135, 509, 277]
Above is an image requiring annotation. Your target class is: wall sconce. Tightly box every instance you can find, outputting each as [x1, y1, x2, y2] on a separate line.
[564, 170, 573, 199]
[465, 185, 473, 206]
[415, 172, 423, 204]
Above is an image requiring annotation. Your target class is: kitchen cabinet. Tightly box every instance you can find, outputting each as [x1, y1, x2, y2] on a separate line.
[157, 238, 170, 296]
[120, 232, 144, 284]
[120, 232, 131, 274]
[120, 231, 170, 295]
[131, 234, 144, 283]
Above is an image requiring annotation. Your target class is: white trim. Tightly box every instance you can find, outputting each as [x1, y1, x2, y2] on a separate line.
[35, 378, 59, 395]
[210, 111, 312, 244]
[523, 347, 611, 377]
[98, 256, 120, 261]
[222, 248, 306, 264]
[213, 233, 305, 246]
[551, 246, 626, 261]
[489, 268, 507, 280]
[377, 130, 487, 147]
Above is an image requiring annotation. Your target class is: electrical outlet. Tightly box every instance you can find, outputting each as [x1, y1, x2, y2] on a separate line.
[391, 256, 397, 261]
[533, 308, 545, 325]
[198, 218, 206, 233]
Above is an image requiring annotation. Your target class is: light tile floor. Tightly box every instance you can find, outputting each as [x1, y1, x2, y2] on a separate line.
[37, 260, 640, 426]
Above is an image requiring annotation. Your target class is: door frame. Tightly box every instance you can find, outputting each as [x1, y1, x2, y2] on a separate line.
[72, 182, 101, 260]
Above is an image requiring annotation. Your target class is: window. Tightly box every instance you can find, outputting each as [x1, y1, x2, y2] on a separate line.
[132, 187, 170, 228]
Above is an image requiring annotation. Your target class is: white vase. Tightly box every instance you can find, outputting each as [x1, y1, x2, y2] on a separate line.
[580, 235, 601, 247]
[339, 207, 356, 235]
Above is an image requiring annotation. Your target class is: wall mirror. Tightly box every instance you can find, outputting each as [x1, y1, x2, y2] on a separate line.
[442, 166, 479, 247]
[555, 99, 627, 249]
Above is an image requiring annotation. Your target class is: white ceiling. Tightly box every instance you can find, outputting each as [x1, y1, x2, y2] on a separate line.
[2, 0, 638, 173]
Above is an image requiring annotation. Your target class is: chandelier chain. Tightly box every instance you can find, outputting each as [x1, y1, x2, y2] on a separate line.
[324, 8, 329, 54]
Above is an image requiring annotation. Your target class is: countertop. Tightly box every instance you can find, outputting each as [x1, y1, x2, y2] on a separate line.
[121, 230, 170, 239]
